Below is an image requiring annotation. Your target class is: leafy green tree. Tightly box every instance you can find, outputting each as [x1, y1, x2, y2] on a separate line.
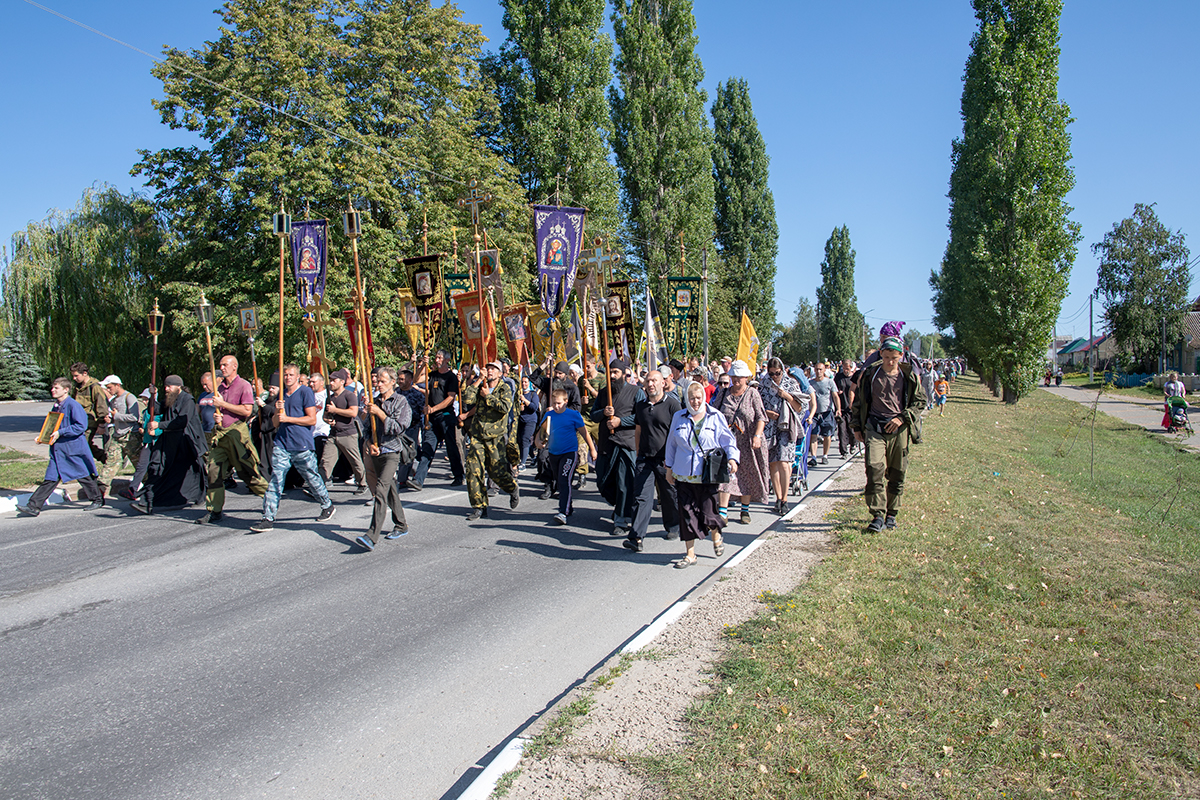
[134, 0, 529, 381]
[711, 77, 778, 333]
[776, 296, 819, 366]
[610, 0, 715, 308]
[1094, 203, 1191, 373]
[485, 0, 619, 235]
[3, 185, 162, 385]
[931, 0, 1080, 403]
[815, 225, 863, 362]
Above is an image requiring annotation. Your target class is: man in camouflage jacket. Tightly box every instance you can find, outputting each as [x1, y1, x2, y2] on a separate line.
[460, 361, 520, 520]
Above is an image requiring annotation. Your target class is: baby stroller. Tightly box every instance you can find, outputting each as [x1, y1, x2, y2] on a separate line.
[1165, 396, 1193, 435]
[789, 415, 815, 495]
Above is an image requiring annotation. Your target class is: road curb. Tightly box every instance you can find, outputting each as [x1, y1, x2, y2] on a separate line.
[0, 488, 67, 515]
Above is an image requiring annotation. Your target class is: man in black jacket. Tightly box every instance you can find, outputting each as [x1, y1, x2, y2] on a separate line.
[133, 375, 207, 514]
[592, 358, 641, 537]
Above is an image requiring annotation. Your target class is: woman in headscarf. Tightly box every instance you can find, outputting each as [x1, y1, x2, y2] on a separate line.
[716, 359, 769, 524]
[664, 381, 739, 568]
[758, 356, 810, 515]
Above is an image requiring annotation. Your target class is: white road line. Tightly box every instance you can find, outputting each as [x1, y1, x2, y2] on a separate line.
[721, 538, 763, 570]
[621, 600, 692, 654]
[401, 491, 458, 509]
[456, 736, 527, 800]
[781, 502, 808, 522]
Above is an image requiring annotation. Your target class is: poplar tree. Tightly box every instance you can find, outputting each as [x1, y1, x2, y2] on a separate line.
[711, 77, 778, 333]
[931, 0, 1080, 403]
[610, 0, 715, 305]
[815, 225, 863, 362]
[486, 0, 619, 235]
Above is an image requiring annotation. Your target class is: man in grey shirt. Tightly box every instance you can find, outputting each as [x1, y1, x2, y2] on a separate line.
[98, 375, 142, 498]
[808, 362, 840, 466]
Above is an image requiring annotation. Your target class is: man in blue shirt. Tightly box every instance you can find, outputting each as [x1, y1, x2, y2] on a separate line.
[251, 364, 335, 532]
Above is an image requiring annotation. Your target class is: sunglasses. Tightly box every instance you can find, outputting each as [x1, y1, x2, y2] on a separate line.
[768, 370, 781, 377]
[719, 381, 730, 387]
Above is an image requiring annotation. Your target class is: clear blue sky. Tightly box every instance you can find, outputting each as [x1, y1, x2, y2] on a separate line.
[4, 0, 1198, 342]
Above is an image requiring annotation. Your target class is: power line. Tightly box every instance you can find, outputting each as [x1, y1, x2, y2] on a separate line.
[22, 0, 466, 187]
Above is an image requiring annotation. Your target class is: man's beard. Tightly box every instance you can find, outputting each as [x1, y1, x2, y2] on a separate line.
[165, 391, 179, 408]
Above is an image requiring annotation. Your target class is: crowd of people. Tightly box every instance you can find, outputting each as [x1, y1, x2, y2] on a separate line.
[16, 326, 967, 560]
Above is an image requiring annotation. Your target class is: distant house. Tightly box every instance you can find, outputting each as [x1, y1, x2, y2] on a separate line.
[1183, 310, 1200, 374]
[1056, 334, 1112, 370]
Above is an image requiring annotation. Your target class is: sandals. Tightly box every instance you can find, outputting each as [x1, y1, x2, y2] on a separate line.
[713, 537, 725, 557]
[674, 556, 697, 569]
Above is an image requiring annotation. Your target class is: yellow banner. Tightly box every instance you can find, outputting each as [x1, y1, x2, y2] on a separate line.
[737, 310, 760, 367]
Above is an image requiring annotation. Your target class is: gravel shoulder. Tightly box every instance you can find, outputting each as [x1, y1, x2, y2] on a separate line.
[501, 466, 860, 799]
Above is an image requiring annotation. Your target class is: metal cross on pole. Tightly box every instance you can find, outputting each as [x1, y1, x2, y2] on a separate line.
[457, 179, 492, 365]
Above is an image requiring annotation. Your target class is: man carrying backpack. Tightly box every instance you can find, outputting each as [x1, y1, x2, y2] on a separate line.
[849, 336, 925, 533]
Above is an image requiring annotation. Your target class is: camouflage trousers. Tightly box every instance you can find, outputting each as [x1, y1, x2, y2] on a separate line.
[466, 435, 516, 509]
[98, 429, 142, 491]
[205, 422, 269, 513]
[863, 427, 909, 517]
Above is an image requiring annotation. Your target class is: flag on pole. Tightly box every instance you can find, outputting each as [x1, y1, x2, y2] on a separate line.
[645, 287, 669, 372]
[737, 310, 760, 367]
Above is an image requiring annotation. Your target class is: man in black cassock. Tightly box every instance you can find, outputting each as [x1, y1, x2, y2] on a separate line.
[591, 358, 643, 537]
[133, 375, 207, 514]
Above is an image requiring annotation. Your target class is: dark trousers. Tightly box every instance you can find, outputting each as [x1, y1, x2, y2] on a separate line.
[549, 451, 578, 516]
[630, 457, 678, 540]
[517, 415, 537, 465]
[365, 452, 407, 544]
[836, 412, 854, 456]
[413, 413, 463, 484]
[29, 475, 101, 509]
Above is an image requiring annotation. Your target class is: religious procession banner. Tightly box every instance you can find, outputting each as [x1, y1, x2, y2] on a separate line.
[343, 308, 375, 376]
[443, 271, 473, 309]
[453, 292, 498, 366]
[474, 249, 504, 311]
[290, 219, 328, 305]
[403, 254, 443, 309]
[533, 205, 586, 317]
[501, 303, 532, 368]
[528, 305, 565, 366]
[420, 304, 444, 361]
[737, 310, 760, 367]
[644, 288, 669, 372]
[397, 287, 424, 352]
[603, 280, 633, 336]
[666, 275, 702, 357]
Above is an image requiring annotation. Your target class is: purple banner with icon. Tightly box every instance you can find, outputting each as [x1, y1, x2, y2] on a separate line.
[290, 220, 328, 305]
[533, 205, 586, 317]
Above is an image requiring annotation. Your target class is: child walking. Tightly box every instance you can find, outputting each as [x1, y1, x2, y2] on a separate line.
[536, 388, 597, 524]
[933, 374, 949, 416]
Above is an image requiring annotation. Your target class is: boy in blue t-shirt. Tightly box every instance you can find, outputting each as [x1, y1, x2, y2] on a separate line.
[536, 388, 596, 524]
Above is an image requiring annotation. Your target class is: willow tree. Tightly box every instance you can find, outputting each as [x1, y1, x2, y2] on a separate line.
[931, 0, 1080, 402]
[3, 186, 162, 383]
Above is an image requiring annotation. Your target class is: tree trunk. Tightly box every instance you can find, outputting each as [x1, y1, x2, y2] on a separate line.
[1002, 384, 1019, 404]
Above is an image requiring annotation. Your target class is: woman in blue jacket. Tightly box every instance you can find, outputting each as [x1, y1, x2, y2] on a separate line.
[17, 377, 105, 516]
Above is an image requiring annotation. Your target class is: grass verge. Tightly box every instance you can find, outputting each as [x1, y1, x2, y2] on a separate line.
[0, 445, 48, 490]
[654, 375, 1199, 798]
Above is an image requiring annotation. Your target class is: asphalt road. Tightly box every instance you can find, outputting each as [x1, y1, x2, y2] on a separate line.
[0, 426, 849, 800]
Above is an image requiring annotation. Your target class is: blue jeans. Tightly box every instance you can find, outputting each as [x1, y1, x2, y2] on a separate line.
[262, 447, 330, 521]
[412, 413, 463, 485]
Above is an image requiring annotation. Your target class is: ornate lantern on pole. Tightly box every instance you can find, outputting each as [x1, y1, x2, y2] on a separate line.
[196, 291, 219, 402]
[273, 205, 292, 386]
[147, 298, 166, 418]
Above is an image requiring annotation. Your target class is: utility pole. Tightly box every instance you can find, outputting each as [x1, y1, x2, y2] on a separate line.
[1088, 292, 1094, 383]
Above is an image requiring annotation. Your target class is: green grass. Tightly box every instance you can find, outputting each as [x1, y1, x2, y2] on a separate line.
[0, 445, 48, 490]
[650, 375, 1200, 799]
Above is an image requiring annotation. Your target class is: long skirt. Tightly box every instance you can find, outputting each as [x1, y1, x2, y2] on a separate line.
[719, 428, 769, 502]
[676, 481, 726, 542]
